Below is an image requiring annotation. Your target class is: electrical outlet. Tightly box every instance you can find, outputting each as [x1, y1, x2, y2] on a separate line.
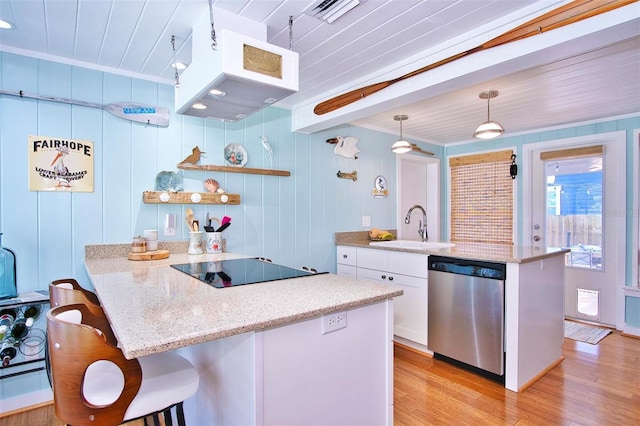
[362, 216, 371, 227]
[321, 311, 347, 334]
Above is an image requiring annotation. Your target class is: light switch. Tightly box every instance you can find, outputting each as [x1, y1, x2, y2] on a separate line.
[362, 216, 371, 227]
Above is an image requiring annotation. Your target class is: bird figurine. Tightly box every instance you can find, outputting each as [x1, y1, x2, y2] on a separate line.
[259, 136, 273, 166]
[180, 146, 205, 165]
[333, 136, 360, 159]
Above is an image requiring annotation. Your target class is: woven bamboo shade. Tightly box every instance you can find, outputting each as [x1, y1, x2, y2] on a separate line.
[449, 150, 514, 244]
[539, 145, 604, 161]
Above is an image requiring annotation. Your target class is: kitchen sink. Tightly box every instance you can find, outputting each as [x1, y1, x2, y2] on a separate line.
[369, 240, 455, 250]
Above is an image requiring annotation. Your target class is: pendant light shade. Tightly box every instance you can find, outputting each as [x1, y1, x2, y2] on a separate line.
[473, 90, 504, 140]
[391, 115, 412, 154]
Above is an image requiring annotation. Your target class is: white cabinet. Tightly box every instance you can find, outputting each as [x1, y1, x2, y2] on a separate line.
[336, 246, 357, 278]
[178, 300, 394, 425]
[336, 246, 428, 347]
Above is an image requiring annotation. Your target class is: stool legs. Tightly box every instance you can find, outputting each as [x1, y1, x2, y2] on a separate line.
[141, 403, 185, 426]
[176, 402, 186, 426]
[163, 408, 173, 426]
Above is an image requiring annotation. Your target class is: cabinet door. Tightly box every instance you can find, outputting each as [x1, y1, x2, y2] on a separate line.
[336, 246, 357, 266]
[388, 273, 427, 345]
[357, 267, 427, 345]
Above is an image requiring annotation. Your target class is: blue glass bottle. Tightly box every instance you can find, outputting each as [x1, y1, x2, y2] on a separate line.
[0, 233, 17, 300]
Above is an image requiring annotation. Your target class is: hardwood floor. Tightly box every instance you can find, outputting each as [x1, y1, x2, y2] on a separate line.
[2, 331, 638, 425]
[395, 331, 640, 425]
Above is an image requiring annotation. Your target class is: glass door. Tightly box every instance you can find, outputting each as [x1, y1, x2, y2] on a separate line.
[528, 134, 625, 327]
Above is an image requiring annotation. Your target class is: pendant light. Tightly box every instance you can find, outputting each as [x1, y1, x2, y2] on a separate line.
[473, 90, 504, 140]
[391, 115, 412, 154]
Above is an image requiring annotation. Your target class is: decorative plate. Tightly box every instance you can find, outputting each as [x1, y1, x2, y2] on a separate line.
[224, 143, 248, 167]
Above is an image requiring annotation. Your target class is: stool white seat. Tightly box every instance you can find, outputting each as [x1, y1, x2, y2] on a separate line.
[47, 303, 199, 426]
[125, 352, 199, 420]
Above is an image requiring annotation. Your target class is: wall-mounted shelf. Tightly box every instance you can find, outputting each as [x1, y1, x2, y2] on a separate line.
[143, 191, 240, 205]
[177, 163, 290, 177]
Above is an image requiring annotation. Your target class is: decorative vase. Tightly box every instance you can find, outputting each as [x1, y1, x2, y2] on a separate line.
[0, 233, 17, 300]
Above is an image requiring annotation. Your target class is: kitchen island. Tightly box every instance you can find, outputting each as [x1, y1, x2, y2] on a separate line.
[336, 232, 570, 393]
[85, 245, 401, 425]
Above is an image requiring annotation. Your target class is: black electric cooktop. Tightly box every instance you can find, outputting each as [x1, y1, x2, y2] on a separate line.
[170, 258, 326, 288]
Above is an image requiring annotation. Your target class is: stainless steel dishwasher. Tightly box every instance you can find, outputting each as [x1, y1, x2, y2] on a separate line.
[428, 255, 506, 378]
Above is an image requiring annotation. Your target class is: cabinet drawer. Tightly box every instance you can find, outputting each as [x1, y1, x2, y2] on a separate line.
[357, 248, 388, 271]
[336, 246, 357, 266]
[357, 267, 389, 283]
[337, 264, 357, 278]
[388, 251, 428, 278]
[357, 248, 427, 278]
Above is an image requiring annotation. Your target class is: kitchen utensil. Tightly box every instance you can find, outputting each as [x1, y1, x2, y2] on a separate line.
[185, 208, 195, 232]
[216, 222, 231, 233]
[313, 0, 632, 115]
[220, 216, 231, 226]
[204, 226, 215, 233]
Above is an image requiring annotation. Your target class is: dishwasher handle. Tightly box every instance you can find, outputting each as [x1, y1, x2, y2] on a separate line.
[428, 255, 506, 280]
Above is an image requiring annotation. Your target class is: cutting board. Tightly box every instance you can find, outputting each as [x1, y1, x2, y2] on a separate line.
[128, 250, 169, 261]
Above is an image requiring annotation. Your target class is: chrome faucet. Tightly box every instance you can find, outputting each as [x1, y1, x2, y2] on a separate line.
[405, 205, 428, 242]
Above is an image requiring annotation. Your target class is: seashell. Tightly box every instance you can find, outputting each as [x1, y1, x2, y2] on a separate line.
[203, 178, 219, 193]
[216, 188, 225, 194]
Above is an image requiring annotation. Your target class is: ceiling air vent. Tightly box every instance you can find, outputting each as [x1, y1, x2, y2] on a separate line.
[307, 0, 365, 24]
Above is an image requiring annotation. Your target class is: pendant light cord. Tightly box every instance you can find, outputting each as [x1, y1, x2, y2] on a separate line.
[486, 92, 491, 121]
[208, 0, 217, 50]
[289, 15, 294, 50]
[171, 35, 180, 88]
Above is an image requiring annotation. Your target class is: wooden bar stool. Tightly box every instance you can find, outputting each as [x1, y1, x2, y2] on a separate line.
[49, 278, 102, 314]
[47, 303, 199, 426]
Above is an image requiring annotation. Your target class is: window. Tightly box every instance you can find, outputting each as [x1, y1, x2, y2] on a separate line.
[541, 145, 604, 270]
[449, 150, 514, 244]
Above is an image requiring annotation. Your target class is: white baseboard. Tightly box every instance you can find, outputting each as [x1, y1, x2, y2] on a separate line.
[0, 390, 53, 414]
[622, 323, 640, 338]
[393, 335, 432, 356]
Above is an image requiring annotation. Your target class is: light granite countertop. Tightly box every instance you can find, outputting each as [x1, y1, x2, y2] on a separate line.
[85, 248, 402, 359]
[336, 231, 570, 263]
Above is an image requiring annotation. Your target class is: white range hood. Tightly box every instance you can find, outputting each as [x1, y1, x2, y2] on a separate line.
[175, 9, 299, 122]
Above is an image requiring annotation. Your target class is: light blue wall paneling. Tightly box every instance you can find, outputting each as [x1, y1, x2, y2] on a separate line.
[0, 52, 401, 295]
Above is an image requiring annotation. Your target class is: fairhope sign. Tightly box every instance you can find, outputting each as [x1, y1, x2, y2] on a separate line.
[28, 136, 94, 192]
